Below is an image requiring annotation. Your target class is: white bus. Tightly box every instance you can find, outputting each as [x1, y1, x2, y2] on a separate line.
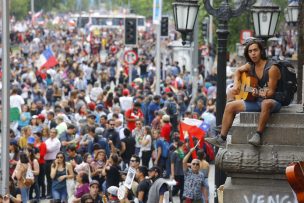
[72, 12, 146, 32]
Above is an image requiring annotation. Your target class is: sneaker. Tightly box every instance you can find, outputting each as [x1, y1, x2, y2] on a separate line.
[248, 133, 261, 146]
[205, 136, 226, 148]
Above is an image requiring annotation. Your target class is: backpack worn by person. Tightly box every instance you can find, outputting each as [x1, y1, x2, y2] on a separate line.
[161, 140, 170, 158]
[270, 59, 297, 106]
[23, 164, 34, 187]
[166, 101, 177, 117]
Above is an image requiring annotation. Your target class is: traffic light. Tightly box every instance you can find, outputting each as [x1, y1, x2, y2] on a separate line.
[202, 21, 208, 40]
[125, 18, 137, 46]
[161, 16, 169, 37]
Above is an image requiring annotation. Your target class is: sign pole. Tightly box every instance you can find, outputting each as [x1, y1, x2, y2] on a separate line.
[153, 0, 162, 95]
[128, 64, 132, 84]
[1, 0, 11, 195]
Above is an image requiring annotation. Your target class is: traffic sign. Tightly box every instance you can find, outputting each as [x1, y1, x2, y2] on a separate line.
[124, 50, 138, 65]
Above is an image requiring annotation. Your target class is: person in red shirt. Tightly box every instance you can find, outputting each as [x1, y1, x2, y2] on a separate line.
[125, 102, 144, 132]
[34, 131, 47, 199]
[160, 115, 172, 143]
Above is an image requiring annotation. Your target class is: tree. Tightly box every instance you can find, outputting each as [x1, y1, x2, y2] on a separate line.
[10, 0, 29, 20]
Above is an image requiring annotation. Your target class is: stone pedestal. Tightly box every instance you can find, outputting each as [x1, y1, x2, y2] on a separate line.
[216, 105, 304, 203]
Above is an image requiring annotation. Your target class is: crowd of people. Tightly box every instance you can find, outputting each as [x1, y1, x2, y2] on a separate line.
[1, 12, 219, 203]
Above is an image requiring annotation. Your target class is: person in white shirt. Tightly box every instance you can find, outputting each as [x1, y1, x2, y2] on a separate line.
[119, 89, 133, 112]
[44, 128, 61, 198]
[90, 82, 103, 102]
[10, 88, 25, 113]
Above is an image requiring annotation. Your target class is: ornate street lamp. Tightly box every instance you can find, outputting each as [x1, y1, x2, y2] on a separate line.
[203, 1, 255, 203]
[172, 0, 200, 45]
[251, 0, 281, 41]
[286, 1, 299, 26]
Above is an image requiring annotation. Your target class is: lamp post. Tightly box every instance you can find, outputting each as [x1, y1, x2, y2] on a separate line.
[172, 0, 200, 108]
[284, 1, 301, 104]
[204, 1, 254, 203]
[251, 0, 281, 45]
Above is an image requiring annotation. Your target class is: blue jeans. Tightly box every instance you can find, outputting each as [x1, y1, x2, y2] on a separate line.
[52, 187, 67, 202]
[20, 187, 29, 203]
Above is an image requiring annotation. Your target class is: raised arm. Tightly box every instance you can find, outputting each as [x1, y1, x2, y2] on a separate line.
[183, 147, 196, 171]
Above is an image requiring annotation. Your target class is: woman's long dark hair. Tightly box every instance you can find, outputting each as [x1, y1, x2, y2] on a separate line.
[19, 152, 29, 164]
[55, 151, 66, 169]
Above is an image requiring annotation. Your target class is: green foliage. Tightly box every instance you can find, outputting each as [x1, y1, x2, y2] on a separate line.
[10, 0, 30, 20]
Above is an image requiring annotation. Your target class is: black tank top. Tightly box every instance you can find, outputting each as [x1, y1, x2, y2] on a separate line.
[249, 60, 271, 89]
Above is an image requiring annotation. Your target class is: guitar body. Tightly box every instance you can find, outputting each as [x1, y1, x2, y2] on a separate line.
[286, 162, 304, 203]
[235, 72, 258, 101]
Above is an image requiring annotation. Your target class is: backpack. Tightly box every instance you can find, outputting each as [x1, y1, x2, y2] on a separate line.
[166, 101, 177, 116]
[271, 59, 297, 106]
[161, 140, 170, 158]
[23, 165, 34, 187]
[46, 87, 54, 101]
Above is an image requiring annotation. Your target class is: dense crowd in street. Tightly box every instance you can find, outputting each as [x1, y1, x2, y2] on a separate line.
[0, 12, 220, 203]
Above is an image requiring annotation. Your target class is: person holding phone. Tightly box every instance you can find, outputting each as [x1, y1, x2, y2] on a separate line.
[50, 151, 74, 202]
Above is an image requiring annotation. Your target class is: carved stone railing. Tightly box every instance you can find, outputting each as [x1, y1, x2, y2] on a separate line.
[216, 104, 303, 203]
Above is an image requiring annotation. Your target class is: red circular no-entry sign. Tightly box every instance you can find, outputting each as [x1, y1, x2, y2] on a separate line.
[124, 50, 138, 65]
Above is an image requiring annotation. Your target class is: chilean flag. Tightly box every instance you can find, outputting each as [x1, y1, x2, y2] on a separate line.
[36, 48, 58, 70]
[180, 118, 210, 158]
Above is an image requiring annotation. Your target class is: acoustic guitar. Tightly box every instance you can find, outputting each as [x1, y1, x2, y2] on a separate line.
[234, 72, 262, 101]
[286, 162, 304, 203]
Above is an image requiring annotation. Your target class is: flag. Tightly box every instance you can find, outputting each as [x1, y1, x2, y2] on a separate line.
[180, 118, 210, 158]
[180, 118, 209, 141]
[32, 10, 43, 24]
[36, 48, 58, 70]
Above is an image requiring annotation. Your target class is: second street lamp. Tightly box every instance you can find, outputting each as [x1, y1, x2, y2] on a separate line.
[251, 0, 281, 42]
[287, 0, 299, 26]
[172, 0, 200, 45]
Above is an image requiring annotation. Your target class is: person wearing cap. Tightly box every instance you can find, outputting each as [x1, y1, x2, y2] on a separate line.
[119, 88, 133, 112]
[80, 113, 99, 136]
[107, 186, 119, 203]
[182, 146, 208, 203]
[135, 166, 151, 203]
[147, 166, 169, 203]
[88, 180, 103, 202]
